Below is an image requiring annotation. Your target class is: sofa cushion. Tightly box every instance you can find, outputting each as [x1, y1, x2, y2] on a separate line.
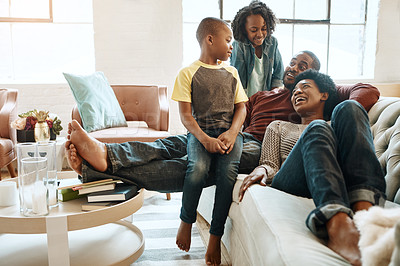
[88, 121, 170, 143]
[0, 139, 14, 167]
[230, 174, 351, 266]
[63, 71, 127, 133]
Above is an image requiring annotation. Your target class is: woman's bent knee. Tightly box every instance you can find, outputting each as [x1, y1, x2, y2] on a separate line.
[332, 100, 366, 120]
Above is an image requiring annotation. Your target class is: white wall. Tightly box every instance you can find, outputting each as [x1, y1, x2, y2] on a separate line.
[92, 0, 184, 134]
[374, 0, 400, 83]
[1, 84, 73, 138]
[1, 0, 400, 137]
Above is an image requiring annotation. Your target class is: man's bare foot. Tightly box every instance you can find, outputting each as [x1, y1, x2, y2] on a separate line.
[176, 221, 192, 252]
[205, 234, 221, 265]
[68, 120, 109, 172]
[66, 143, 83, 175]
[327, 212, 361, 266]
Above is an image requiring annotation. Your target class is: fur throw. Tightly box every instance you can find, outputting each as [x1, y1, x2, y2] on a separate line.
[353, 206, 400, 266]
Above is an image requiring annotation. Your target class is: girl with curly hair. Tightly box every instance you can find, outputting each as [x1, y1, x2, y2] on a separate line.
[231, 1, 284, 97]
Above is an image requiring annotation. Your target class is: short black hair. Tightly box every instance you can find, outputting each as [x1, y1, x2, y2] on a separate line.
[196, 17, 229, 46]
[294, 69, 339, 120]
[231, 1, 277, 43]
[300, 50, 321, 71]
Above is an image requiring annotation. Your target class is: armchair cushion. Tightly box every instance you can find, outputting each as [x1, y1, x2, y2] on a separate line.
[64, 71, 127, 133]
[88, 121, 170, 143]
[0, 139, 14, 167]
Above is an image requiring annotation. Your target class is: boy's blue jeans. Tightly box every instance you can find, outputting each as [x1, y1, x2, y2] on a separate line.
[81, 132, 259, 192]
[180, 130, 243, 236]
[271, 100, 386, 238]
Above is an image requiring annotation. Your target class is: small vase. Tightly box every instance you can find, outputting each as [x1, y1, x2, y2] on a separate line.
[34, 121, 50, 142]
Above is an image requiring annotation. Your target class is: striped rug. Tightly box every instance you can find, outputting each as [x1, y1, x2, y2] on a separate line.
[131, 192, 207, 265]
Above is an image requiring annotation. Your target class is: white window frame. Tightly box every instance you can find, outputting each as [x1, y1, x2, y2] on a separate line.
[0, 0, 53, 23]
[262, 0, 369, 76]
[0, 0, 95, 84]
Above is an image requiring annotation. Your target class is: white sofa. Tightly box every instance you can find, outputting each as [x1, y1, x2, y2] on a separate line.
[198, 96, 400, 265]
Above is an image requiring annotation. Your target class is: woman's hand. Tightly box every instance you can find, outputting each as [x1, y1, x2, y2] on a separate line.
[238, 167, 268, 202]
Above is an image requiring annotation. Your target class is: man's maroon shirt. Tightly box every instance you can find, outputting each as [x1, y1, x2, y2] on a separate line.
[244, 83, 380, 142]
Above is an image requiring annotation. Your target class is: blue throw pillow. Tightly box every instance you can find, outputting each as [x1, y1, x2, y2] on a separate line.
[63, 71, 127, 132]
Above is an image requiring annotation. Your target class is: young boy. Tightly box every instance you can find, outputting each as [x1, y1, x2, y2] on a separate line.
[172, 17, 248, 265]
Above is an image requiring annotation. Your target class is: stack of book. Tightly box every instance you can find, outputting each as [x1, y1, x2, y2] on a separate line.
[57, 179, 138, 211]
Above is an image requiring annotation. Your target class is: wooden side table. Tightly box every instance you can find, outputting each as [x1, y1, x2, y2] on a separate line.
[0, 182, 145, 266]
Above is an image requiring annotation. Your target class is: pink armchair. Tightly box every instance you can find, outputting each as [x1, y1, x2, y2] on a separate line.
[0, 88, 18, 179]
[71, 85, 171, 199]
[72, 85, 170, 143]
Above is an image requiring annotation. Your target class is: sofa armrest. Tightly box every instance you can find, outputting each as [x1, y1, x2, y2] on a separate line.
[369, 97, 400, 203]
[158, 85, 169, 131]
[0, 88, 18, 143]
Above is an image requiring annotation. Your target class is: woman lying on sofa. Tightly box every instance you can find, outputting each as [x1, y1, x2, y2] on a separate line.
[238, 69, 386, 266]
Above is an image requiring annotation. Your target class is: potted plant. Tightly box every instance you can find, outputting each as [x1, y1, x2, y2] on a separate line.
[11, 109, 63, 142]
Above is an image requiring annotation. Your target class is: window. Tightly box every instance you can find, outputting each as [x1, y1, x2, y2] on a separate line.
[0, 0, 95, 83]
[183, 0, 379, 80]
[0, 0, 52, 22]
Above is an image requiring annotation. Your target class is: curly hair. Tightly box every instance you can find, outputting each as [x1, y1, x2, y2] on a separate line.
[231, 1, 277, 43]
[294, 69, 339, 121]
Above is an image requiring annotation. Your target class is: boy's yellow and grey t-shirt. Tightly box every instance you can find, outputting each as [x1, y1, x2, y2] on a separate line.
[172, 60, 248, 130]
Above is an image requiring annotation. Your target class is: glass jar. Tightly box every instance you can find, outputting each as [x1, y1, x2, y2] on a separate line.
[34, 121, 50, 142]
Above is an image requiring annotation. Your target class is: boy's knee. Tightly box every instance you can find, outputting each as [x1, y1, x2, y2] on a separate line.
[187, 160, 209, 183]
[191, 160, 207, 172]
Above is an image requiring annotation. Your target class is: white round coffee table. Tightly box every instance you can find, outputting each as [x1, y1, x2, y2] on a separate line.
[0, 184, 145, 266]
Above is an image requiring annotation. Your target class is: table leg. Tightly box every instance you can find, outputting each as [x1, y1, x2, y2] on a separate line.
[46, 216, 70, 266]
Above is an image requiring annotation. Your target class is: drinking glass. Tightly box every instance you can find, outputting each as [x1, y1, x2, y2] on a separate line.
[16, 142, 38, 211]
[37, 141, 58, 207]
[16, 142, 38, 174]
[19, 157, 49, 217]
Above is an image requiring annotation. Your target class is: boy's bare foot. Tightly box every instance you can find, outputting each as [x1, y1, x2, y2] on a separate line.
[205, 234, 221, 265]
[327, 212, 361, 266]
[176, 221, 192, 252]
[66, 143, 83, 175]
[68, 120, 109, 172]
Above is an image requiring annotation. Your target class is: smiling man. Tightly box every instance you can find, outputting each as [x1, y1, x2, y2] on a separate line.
[242, 50, 321, 143]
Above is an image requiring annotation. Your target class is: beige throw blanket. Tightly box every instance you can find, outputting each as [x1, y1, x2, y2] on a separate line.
[353, 206, 400, 266]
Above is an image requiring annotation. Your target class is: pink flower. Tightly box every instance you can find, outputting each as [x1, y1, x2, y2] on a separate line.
[46, 120, 53, 129]
[25, 116, 37, 130]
